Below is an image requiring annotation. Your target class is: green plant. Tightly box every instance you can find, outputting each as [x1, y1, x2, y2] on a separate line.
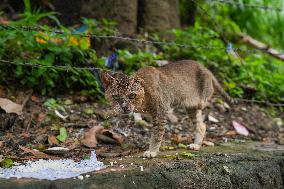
[0, 1, 118, 99]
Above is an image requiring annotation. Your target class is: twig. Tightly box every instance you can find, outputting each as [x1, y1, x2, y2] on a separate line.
[236, 98, 284, 107]
[240, 33, 284, 61]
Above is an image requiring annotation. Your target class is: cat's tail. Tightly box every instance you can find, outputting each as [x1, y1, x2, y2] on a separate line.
[212, 76, 238, 105]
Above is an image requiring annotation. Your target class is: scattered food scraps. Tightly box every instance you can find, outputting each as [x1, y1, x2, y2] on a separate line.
[0, 151, 104, 180]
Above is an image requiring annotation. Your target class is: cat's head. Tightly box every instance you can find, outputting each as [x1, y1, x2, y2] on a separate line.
[100, 71, 145, 114]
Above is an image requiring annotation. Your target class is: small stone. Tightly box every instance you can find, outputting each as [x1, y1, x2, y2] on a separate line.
[208, 115, 219, 123]
[78, 175, 84, 180]
[140, 166, 144, 171]
[133, 113, 142, 122]
[44, 147, 69, 155]
[241, 107, 247, 111]
[223, 102, 230, 109]
[85, 175, 90, 178]
[223, 165, 231, 173]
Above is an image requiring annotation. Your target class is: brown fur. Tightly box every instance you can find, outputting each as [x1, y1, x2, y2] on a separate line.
[101, 60, 234, 158]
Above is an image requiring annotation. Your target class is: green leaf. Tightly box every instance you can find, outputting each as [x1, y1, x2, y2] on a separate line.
[56, 127, 68, 142]
[1, 158, 13, 168]
[180, 152, 199, 158]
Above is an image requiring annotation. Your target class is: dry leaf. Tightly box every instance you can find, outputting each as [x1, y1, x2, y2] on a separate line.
[101, 129, 124, 145]
[31, 95, 40, 103]
[48, 135, 59, 145]
[37, 112, 46, 122]
[19, 145, 58, 159]
[81, 126, 124, 148]
[0, 98, 23, 115]
[232, 121, 249, 136]
[225, 130, 237, 136]
[81, 126, 104, 148]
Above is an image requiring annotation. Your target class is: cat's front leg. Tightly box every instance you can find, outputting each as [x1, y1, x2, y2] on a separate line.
[143, 115, 166, 158]
[189, 109, 206, 151]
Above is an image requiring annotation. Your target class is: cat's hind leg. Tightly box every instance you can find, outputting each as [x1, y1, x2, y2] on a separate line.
[189, 109, 206, 151]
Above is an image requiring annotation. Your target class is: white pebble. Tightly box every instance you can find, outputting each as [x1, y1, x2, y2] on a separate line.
[140, 166, 144, 171]
[78, 175, 84, 180]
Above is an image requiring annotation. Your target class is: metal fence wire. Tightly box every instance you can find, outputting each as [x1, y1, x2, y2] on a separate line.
[0, 3, 283, 107]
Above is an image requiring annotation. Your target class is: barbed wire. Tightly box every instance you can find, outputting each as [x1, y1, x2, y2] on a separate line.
[0, 58, 283, 107]
[207, 0, 283, 12]
[0, 59, 100, 71]
[0, 24, 258, 53]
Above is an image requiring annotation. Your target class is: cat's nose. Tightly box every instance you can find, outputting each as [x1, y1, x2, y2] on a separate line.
[121, 102, 132, 113]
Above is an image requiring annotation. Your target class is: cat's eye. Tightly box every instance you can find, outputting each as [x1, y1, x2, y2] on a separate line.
[128, 93, 136, 99]
[112, 94, 120, 100]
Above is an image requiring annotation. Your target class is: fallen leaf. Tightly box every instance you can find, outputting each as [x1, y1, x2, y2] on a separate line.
[101, 129, 124, 145]
[180, 152, 199, 158]
[48, 135, 59, 145]
[161, 146, 175, 150]
[81, 126, 104, 148]
[178, 143, 187, 149]
[31, 95, 39, 103]
[81, 126, 124, 147]
[19, 146, 56, 159]
[56, 127, 68, 142]
[64, 99, 73, 105]
[37, 112, 46, 122]
[96, 134, 117, 144]
[84, 107, 95, 115]
[0, 98, 23, 115]
[232, 121, 249, 136]
[0, 158, 13, 168]
[225, 130, 237, 136]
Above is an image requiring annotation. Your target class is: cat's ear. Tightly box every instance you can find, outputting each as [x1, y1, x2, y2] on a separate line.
[100, 71, 114, 89]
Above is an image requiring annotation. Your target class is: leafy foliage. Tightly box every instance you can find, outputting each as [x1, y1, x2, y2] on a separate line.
[0, 1, 117, 99]
[0, 0, 283, 104]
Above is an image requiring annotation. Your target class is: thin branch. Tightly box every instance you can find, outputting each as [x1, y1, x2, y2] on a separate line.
[240, 33, 284, 61]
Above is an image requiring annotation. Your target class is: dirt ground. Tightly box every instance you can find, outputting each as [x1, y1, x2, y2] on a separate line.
[0, 87, 283, 162]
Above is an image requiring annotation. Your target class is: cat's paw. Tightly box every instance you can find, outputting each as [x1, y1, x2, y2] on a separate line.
[188, 143, 201, 151]
[143, 151, 158, 158]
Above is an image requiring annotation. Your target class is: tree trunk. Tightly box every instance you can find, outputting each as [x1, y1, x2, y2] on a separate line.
[81, 0, 138, 35]
[139, 0, 180, 33]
